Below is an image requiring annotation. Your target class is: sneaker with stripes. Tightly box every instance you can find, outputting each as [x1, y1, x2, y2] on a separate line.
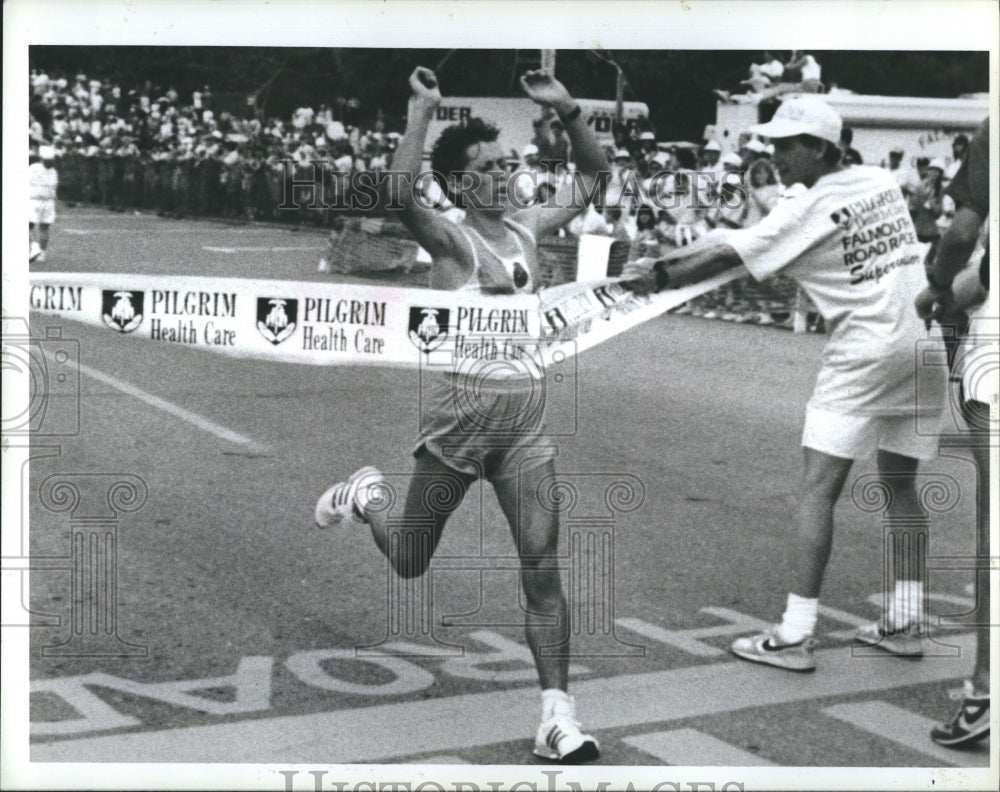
[314, 467, 383, 529]
[533, 698, 599, 762]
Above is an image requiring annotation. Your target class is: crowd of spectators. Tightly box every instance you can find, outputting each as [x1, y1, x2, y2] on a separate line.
[24, 65, 812, 326]
[28, 67, 400, 225]
[884, 134, 970, 246]
[28, 63, 973, 332]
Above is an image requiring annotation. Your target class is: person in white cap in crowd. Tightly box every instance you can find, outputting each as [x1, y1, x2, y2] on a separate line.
[606, 147, 637, 214]
[739, 136, 766, 168]
[29, 145, 59, 263]
[627, 94, 947, 672]
[701, 139, 723, 172]
[638, 130, 658, 167]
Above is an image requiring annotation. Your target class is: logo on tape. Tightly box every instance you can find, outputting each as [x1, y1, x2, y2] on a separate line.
[256, 297, 298, 345]
[101, 290, 144, 333]
[408, 306, 450, 353]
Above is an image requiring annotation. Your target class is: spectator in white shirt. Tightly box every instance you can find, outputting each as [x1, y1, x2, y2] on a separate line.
[742, 51, 785, 93]
[29, 145, 59, 263]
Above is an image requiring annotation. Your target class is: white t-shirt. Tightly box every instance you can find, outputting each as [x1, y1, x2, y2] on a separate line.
[800, 55, 822, 82]
[725, 165, 946, 416]
[760, 59, 785, 80]
[29, 162, 58, 203]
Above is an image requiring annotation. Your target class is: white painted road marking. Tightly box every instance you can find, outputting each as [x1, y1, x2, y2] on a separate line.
[623, 728, 777, 766]
[203, 246, 324, 253]
[30, 632, 976, 763]
[72, 357, 267, 453]
[61, 228, 204, 235]
[616, 609, 772, 656]
[823, 701, 990, 768]
[411, 755, 469, 765]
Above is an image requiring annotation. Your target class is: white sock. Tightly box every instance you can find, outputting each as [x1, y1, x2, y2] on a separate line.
[541, 688, 571, 720]
[888, 579, 924, 630]
[775, 593, 818, 644]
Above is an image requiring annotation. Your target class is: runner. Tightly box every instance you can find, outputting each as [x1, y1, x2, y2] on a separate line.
[915, 117, 992, 748]
[315, 65, 609, 762]
[633, 95, 948, 672]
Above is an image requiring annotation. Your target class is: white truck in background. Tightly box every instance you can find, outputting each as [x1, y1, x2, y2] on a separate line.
[710, 92, 989, 168]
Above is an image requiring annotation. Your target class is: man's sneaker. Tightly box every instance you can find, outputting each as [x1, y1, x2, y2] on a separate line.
[29, 242, 43, 263]
[314, 466, 383, 528]
[534, 698, 599, 763]
[931, 682, 990, 747]
[854, 621, 925, 657]
[731, 629, 816, 672]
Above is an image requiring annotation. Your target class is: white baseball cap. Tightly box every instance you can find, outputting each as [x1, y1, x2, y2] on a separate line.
[721, 151, 743, 168]
[38, 145, 55, 159]
[928, 157, 946, 171]
[639, 131, 656, 141]
[652, 151, 670, 167]
[522, 144, 539, 157]
[750, 95, 842, 145]
[613, 148, 631, 159]
[703, 140, 722, 152]
[743, 138, 765, 154]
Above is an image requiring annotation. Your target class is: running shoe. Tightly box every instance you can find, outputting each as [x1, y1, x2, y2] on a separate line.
[29, 242, 43, 263]
[731, 629, 816, 672]
[931, 681, 990, 747]
[534, 702, 600, 763]
[314, 466, 383, 528]
[854, 621, 925, 657]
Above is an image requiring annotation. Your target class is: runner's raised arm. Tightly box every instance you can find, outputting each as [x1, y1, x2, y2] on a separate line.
[516, 70, 610, 238]
[386, 67, 455, 258]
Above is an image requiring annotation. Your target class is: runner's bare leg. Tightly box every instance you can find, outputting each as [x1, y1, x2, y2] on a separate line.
[493, 459, 568, 691]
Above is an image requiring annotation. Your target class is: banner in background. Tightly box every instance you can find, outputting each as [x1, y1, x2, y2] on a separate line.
[28, 268, 745, 370]
[425, 96, 651, 159]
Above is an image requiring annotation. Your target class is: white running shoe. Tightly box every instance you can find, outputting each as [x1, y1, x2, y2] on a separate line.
[854, 621, 925, 657]
[533, 698, 599, 763]
[731, 628, 817, 672]
[29, 242, 43, 263]
[314, 466, 383, 528]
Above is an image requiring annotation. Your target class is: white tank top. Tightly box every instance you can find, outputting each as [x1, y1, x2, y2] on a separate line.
[455, 218, 537, 294]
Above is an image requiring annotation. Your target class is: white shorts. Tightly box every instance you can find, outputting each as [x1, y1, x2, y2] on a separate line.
[801, 405, 940, 461]
[30, 200, 56, 225]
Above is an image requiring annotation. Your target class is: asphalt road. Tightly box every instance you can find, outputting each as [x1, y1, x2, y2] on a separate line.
[18, 206, 993, 782]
